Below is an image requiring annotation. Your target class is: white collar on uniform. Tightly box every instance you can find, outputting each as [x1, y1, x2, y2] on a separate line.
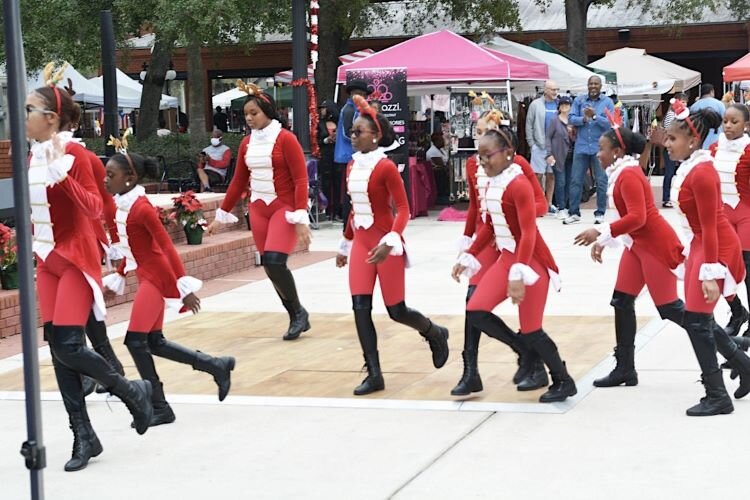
[114, 185, 146, 211]
[352, 148, 386, 169]
[718, 133, 750, 153]
[252, 119, 282, 142]
[30, 131, 74, 160]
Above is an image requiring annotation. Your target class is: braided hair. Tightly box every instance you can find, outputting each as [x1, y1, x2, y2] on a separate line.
[672, 108, 722, 146]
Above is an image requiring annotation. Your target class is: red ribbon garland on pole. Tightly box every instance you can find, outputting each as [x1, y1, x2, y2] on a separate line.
[291, 78, 320, 158]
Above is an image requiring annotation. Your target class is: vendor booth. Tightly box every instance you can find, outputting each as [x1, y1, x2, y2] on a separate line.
[336, 30, 549, 210]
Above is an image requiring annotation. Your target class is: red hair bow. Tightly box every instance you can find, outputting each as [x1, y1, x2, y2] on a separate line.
[670, 97, 699, 141]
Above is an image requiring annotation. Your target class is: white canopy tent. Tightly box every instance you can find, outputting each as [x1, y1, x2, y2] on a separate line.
[482, 36, 610, 94]
[88, 69, 178, 110]
[589, 47, 701, 100]
[212, 88, 248, 108]
[26, 63, 102, 105]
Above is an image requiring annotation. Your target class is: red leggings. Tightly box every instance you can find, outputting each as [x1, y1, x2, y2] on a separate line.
[128, 281, 166, 333]
[685, 239, 726, 314]
[349, 226, 406, 306]
[467, 250, 549, 333]
[249, 198, 297, 255]
[725, 201, 750, 251]
[614, 244, 679, 306]
[469, 244, 501, 286]
[36, 251, 94, 326]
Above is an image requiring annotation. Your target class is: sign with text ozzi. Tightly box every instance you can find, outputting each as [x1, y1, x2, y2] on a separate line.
[346, 68, 409, 183]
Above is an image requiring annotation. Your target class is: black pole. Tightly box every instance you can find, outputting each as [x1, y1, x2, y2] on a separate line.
[101, 10, 118, 156]
[3, 1, 46, 498]
[292, 0, 310, 152]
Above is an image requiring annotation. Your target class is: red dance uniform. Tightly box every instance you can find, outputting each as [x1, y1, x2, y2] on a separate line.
[709, 134, 750, 249]
[218, 120, 309, 254]
[340, 151, 409, 305]
[596, 157, 684, 305]
[462, 164, 559, 333]
[671, 151, 745, 313]
[461, 155, 547, 285]
[104, 188, 201, 333]
[29, 134, 105, 325]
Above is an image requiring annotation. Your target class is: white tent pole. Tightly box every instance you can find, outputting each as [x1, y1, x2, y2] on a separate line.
[334, 83, 339, 103]
[506, 80, 513, 120]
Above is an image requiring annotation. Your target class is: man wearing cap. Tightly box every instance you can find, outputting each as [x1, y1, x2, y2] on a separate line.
[526, 80, 559, 214]
[333, 79, 372, 222]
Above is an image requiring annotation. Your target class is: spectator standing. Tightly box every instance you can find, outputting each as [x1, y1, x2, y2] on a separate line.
[565, 75, 614, 225]
[661, 92, 688, 207]
[690, 83, 725, 148]
[526, 80, 559, 213]
[213, 106, 229, 132]
[317, 100, 339, 219]
[545, 95, 573, 220]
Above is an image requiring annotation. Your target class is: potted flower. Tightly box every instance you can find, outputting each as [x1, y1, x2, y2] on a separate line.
[0, 223, 18, 290]
[172, 191, 207, 245]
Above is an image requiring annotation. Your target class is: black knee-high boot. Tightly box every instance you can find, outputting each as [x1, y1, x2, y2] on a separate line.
[657, 298, 685, 327]
[594, 291, 638, 388]
[524, 329, 577, 403]
[682, 312, 733, 416]
[725, 294, 749, 337]
[451, 286, 483, 396]
[262, 251, 310, 340]
[352, 295, 384, 395]
[467, 310, 534, 383]
[124, 332, 176, 427]
[386, 301, 449, 368]
[147, 331, 235, 401]
[85, 312, 125, 394]
[742, 250, 750, 337]
[46, 323, 103, 472]
[50, 325, 154, 434]
[710, 319, 750, 399]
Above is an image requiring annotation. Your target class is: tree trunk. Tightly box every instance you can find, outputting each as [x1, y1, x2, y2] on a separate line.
[137, 35, 173, 141]
[315, 0, 350, 104]
[186, 36, 207, 146]
[565, 0, 590, 64]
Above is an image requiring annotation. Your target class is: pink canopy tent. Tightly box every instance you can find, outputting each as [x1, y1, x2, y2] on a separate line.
[276, 49, 375, 84]
[723, 53, 750, 82]
[335, 30, 547, 86]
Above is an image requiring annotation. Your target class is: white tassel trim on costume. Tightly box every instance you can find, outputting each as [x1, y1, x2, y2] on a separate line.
[46, 154, 74, 186]
[456, 235, 474, 253]
[379, 231, 404, 256]
[107, 245, 125, 261]
[699, 263, 729, 281]
[177, 276, 203, 299]
[595, 225, 620, 249]
[285, 209, 309, 225]
[508, 263, 541, 286]
[102, 273, 126, 296]
[338, 238, 353, 257]
[456, 252, 482, 278]
[215, 208, 239, 224]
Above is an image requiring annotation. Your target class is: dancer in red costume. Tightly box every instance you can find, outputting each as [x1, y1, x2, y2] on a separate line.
[451, 110, 548, 396]
[335, 96, 449, 395]
[208, 82, 311, 340]
[103, 148, 235, 428]
[452, 129, 577, 403]
[663, 100, 750, 415]
[574, 112, 686, 388]
[26, 64, 152, 471]
[710, 104, 750, 337]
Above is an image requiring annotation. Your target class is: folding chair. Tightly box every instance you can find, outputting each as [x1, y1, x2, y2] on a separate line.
[160, 159, 200, 193]
[307, 159, 327, 230]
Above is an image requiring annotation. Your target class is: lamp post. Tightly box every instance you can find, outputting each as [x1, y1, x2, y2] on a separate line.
[292, 0, 310, 153]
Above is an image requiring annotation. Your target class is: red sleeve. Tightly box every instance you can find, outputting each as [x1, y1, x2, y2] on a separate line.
[692, 165, 720, 263]
[463, 157, 478, 237]
[467, 217, 493, 256]
[516, 155, 547, 217]
[508, 177, 537, 265]
[280, 131, 309, 211]
[208, 148, 232, 169]
[139, 202, 186, 278]
[59, 147, 102, 219]
[609, 171, 647, 237]
[88, 153, 118, 242]
[220, 137, 250, 213]
[382, 160, 410, 235]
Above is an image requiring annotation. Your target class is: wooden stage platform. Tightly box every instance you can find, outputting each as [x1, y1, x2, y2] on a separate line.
[0, 312, 646, 404]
